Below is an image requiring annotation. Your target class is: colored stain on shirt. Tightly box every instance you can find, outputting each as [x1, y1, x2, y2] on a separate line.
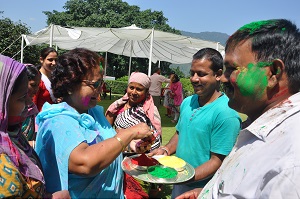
[236, 63, 268, 97]
[148, 165, 177, 179]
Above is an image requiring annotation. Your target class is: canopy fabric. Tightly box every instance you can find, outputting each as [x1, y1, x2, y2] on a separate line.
[23, 24, 224, 65]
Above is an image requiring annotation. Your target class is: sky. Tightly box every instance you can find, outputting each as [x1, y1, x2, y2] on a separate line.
[1, 0, 300, 35]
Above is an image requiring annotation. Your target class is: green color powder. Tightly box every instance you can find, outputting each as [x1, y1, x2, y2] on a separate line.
[236, 62, 268, 98]
[239, 20, 275, 34]
[256, 62, 273, 68]
[99, 62, 103, 71]
[148, 166, 177, 179]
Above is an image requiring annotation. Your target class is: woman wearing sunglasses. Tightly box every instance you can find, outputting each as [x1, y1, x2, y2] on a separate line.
[35, 48, 153, 198]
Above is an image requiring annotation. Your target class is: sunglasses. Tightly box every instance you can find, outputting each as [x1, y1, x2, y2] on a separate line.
[82, 79, 104, 89]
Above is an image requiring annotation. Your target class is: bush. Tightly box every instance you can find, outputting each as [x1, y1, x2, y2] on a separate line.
[107, 76, 194, 97]
[105, 80, 127, 95]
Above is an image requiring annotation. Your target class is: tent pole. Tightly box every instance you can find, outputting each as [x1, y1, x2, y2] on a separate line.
[148, 28, 154, 77]
[21, 35, 24, 63]
[104, 52, 108, 76]
[158, 60, 161, 68]
[50, 24, 54, 47]
[128, 40, 133, 77]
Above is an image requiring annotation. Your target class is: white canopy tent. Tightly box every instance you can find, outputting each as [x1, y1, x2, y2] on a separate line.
[23, 24, 225, 76]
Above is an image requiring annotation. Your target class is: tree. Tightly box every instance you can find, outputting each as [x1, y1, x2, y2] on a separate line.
[43, 0, 180, 78]
[0, 16, 41, 64]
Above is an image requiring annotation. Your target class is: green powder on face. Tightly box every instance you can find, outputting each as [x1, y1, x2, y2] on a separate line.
[256, 62, 273, 68]
[239, 20, 275, 34]
[236, 63, 268, 98]
[148, 166, 177, 179]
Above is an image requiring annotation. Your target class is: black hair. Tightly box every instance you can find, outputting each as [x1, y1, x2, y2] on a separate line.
[25, 65, 41, 80]
[40, 47, 57, 60]
[226, 19, 300, 93]
[192, 48, 223, 73]
[51, 48, 101, 98]
[153, 67, 161, 74]
[172, 74, 180, 83]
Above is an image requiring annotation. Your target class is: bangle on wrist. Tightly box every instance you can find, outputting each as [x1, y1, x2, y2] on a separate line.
[114, 136, 125, 151]
[159, 146, 169, 155]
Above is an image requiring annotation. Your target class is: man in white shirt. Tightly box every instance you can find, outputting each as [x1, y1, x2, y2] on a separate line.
[176, 19, 300, 199]
[149, 67, 170, 108]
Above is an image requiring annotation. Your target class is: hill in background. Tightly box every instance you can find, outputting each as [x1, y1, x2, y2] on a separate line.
[169, 31, 230, 76]
[180, 30, 229, 46]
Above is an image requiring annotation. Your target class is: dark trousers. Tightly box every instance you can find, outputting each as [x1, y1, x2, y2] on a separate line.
[152, 96, 161, 108]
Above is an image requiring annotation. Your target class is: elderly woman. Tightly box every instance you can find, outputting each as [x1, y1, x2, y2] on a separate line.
[106, 72, 162, 153]
[106, 72, 162, 198]
[35, 48, 153, 198]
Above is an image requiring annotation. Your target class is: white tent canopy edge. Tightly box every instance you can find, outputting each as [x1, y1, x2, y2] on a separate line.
[22, 24, 225, 76]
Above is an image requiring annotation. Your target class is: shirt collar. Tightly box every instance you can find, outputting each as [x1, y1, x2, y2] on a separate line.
[245, 92, 300, 141]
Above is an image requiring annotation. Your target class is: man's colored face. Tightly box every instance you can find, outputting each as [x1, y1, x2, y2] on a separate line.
[222, 40, 270, 115]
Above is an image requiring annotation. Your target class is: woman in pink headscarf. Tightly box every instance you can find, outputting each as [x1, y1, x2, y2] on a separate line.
[106, 72, 162, 199]
[106, 72, 162, 152]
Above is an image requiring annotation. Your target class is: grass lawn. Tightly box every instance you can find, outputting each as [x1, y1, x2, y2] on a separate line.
[99, 94, 247, 199]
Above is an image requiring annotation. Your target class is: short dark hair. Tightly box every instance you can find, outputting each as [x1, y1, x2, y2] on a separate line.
[153, 67, 161, 73]
[51, 48, 101, 98]
[226, 19, 300, 93]
[192, 48, 223, 73]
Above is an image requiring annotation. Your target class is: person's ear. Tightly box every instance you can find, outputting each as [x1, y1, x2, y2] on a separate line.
[39, 57, 43, 64]
[267, 59, 284, 89]
[215, 69, 223, 81]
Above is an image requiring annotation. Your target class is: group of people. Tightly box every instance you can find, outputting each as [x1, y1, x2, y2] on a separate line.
[150, 68, 184, 123]
[1, 18, 300, 199]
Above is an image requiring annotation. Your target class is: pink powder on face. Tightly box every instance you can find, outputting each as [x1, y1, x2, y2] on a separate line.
[82, 96, 91, 106]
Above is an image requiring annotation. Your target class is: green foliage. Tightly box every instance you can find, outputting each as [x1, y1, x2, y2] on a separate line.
[180, 78, 193, 97]
[105, 80, 127, 95]
[171, 67, 186, 78]
[0, 17, 41, 64]
[44, 0, 181, 78]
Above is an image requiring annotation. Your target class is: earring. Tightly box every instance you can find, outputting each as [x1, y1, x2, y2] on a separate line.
[68, 90, 72, 95]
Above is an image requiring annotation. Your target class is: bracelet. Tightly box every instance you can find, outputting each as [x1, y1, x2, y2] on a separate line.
[114, 136, 125, 151]
[32, 140, 36, 149]
[159, 146, 169, 155]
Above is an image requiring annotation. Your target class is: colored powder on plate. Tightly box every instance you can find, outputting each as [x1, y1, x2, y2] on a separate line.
[148, 166, 177, 179]
[131, 153, 159, 166]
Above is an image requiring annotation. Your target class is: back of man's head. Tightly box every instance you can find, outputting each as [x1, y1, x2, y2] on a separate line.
[153, 67, 161, 74]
